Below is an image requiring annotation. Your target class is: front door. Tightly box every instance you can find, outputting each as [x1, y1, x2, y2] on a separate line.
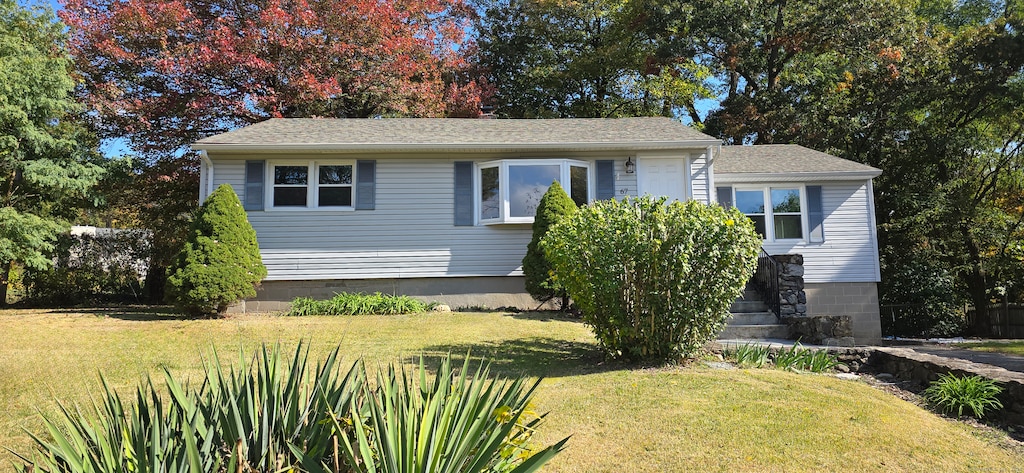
[637, 158, 687, 201]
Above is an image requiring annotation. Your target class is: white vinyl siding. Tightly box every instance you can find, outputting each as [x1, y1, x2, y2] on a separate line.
[212, 156, 879, 285]
[212, 157, 532, 280]
[689, 150, 711, 202]
[757, 182, 879, 283]
[613, 158, 636, 200]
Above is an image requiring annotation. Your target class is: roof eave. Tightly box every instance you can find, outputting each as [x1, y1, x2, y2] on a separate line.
[714, 170, 882, 182]
[190, 139, 723, 153]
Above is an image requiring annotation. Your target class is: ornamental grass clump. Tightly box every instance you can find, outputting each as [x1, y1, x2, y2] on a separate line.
[541, 196, 761, 360]
[165, 184, 267, 316]
[923, 373, 1004, 419]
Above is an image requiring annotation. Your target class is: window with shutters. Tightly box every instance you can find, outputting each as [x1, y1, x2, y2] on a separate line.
[267, 161, 354, 209]
[733, 186, 807, 241]
[477, 159, 591, 224]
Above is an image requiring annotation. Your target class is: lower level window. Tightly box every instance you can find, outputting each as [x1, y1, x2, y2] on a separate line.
[478, 159, 591, 223]
[734, 186, 805, 241]
[270, 161, 353, 209]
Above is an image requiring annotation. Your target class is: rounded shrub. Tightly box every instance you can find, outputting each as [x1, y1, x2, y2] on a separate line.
[541, 196, 761, 360]
[165, 184, 267, 316]
[522, 181, 578, 310]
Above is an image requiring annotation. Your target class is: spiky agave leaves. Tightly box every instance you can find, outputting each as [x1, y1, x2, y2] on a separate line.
[15, 342, 363, 472]
[327, 355, 569, 473]
[15, 346, 567, 473]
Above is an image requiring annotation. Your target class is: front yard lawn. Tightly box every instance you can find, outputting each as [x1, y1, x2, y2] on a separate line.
[957, 341, 1024, 357]
[1, 309, 1021, 472]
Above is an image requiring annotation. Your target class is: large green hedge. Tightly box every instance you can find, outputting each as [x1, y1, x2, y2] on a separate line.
[165, 184, 266, 316]
[541, 196, 761, 360]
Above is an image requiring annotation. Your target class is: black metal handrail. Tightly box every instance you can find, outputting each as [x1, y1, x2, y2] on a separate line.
[753, 248, 781, 318]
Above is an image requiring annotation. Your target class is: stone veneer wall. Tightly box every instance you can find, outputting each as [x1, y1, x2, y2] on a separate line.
[773, 254, 807, 317]
[769, 253, 881, 345]
[229, 276, 543, 313]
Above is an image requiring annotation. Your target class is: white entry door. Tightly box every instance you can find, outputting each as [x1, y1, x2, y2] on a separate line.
[637, 158, 688, 202]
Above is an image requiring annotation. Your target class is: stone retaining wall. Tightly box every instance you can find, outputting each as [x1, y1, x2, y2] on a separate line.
[822, 346, 1024, 424]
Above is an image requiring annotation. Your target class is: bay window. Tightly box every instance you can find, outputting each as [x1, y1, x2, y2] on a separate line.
[477, 159, 591, 224]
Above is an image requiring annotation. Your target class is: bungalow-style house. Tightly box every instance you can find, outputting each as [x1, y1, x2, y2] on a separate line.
[192, 118, 883, 343]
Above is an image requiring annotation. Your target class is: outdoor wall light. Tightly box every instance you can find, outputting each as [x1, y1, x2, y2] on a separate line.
[624, 156, 636, 174]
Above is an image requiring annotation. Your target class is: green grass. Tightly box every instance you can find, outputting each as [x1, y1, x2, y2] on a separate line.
[958, 341, 1024, 356]
[1, 308, 1022, 472]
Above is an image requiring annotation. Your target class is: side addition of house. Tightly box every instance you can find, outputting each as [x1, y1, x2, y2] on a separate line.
[192, 118, 883, 343]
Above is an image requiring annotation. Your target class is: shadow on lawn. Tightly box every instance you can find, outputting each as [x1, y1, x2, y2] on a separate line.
[408, 337, 630, 379]
[49, 306, 190, 321]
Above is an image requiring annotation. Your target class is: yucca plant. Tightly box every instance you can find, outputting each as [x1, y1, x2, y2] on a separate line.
[923, 373, 1004, 419]
[16, 345, 567, 473]
[325, 356, 569, 473]
[15, 343, 363, 472]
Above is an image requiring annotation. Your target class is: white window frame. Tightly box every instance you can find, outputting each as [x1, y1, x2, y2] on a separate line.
[266, 160, 356, 210]
[475, 159, 593, 225]
[733, 185, 808, 242]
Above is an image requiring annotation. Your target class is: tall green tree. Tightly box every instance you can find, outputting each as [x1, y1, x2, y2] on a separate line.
[474, 0, 714, 118]
[0, 0, 103, 304]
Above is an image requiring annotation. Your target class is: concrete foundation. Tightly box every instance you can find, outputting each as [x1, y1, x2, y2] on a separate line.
[804, 282, 882, 345]
[230, 276, 544, 313]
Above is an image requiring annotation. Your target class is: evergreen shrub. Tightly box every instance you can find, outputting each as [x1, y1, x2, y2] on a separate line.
[165, 184, 266, 316]
[522, 181, 577, 310]
[541, 196, 761, 360]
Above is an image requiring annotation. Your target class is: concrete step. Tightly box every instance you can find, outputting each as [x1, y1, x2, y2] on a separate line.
[729, 299, 769, 313]
[737, 290, 763, 301]
[726, 311, 778, 325]
[719, 324, 791, 340]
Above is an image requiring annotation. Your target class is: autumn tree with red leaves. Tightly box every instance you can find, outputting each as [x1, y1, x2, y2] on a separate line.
[61, 0, 487, 154]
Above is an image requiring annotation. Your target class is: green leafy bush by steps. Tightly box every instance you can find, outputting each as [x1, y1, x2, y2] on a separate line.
[923, 373, 1004, 419]
[522, 181, 578, 310]
[541, 196, 761, 360]
[288, 292, 428, 315]
[165, 184, 267, 316]
[15, 344, 567, 473]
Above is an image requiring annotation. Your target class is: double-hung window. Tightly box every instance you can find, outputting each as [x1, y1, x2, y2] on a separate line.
[478, 159, 591, 224]
[269, 161, 354, 209]
[734, 186, 806, 241]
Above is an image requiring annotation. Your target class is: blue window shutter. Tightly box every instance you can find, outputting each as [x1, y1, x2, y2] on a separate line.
[716, 186, 733, 208]
[244, 160, 265, 211]
[596, 160, 615, 200]
[454, 162, 474, 226]
[807, 185, 824, 242]
[355, 160, 376, 210]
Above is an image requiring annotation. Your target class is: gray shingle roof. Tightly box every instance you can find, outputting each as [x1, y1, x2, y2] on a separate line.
[193, 117, 717, 148]
[716, 144, 880, 175]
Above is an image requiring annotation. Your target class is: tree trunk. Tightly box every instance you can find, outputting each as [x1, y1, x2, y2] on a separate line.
[144, 261, 167, 304]
[964, 236, 991, 336]
[0, 261, 10, 306]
